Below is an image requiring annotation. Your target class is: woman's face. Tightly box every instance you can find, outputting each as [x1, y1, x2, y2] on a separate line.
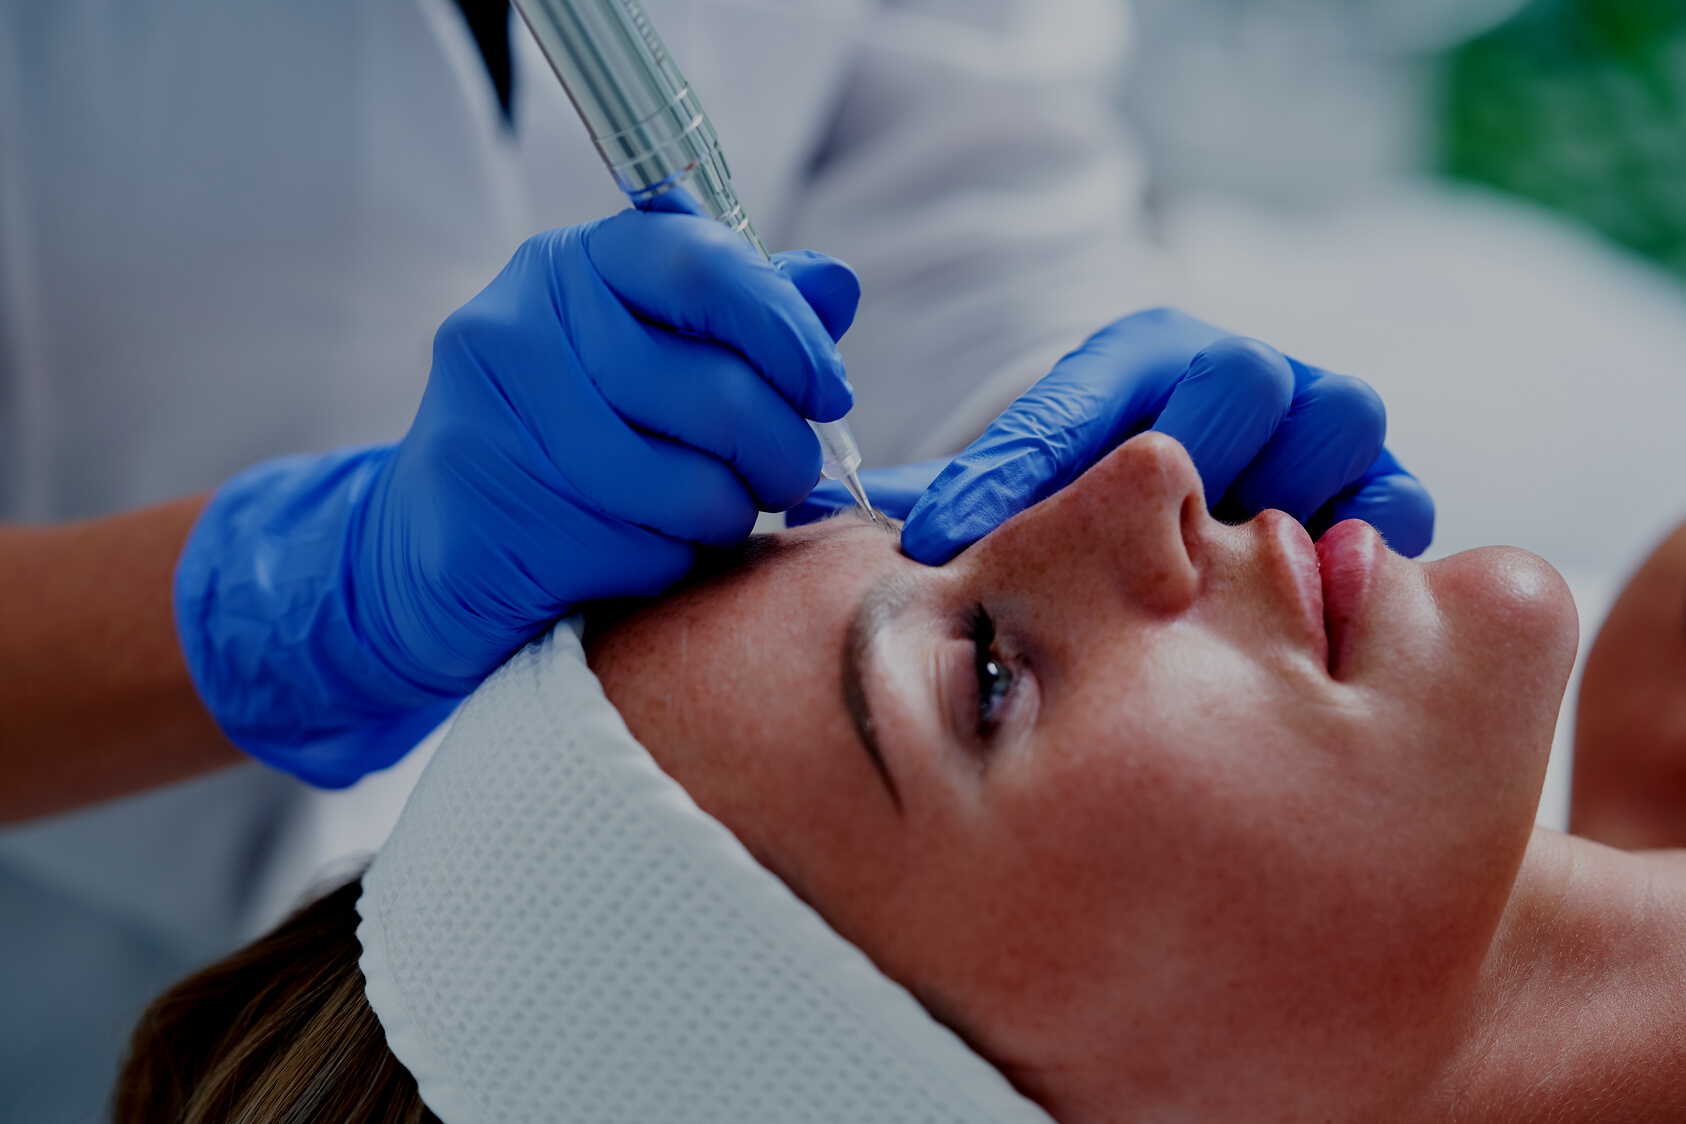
[588, 434, 1577, 1121]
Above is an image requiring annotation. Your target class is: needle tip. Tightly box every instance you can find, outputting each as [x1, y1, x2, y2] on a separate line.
[840, 471, 881, 526]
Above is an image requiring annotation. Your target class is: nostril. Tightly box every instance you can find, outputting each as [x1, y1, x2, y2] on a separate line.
[1179, 491, 1203, 561]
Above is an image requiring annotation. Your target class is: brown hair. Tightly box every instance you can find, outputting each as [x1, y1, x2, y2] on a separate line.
[114, 873, 438, 1124]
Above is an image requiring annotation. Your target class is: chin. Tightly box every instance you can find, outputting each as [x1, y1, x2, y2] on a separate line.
[1421, 545, 1578, 806]
[1428, 545, 1578, 672]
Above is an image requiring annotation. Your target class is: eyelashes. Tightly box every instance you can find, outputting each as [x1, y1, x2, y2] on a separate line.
[965, 603, 1015, 738]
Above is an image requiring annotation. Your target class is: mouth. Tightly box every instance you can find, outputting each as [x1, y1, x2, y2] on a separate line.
[1315, 519, 1381, 677]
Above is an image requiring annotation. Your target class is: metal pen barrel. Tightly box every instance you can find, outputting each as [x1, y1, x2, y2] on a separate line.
[511, 0, 764, 252]
[511, 0, 871, 496]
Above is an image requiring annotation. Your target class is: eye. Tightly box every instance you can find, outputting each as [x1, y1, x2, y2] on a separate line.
[966, 604, 1014, 735]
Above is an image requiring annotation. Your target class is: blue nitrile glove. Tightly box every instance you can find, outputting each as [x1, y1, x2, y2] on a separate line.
[175, 209, 860, 787]
[793, 308, 1433, 560]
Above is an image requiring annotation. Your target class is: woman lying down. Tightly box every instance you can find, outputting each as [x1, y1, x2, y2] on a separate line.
[116, 433, 1686, 1123]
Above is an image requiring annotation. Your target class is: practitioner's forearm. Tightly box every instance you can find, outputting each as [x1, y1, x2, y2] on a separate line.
[0, 496, 240, 824]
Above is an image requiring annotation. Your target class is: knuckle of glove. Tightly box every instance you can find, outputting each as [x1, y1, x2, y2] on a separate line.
[1198, 337, 1295, 405]
[433, 299, 514, 361]
[666, 215, 761, 287]
[434, 248, 552, 363]
[1311, 373, 1387, 453]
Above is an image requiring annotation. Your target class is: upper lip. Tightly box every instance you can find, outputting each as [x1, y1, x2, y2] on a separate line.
[1260, 510, 1330, 669]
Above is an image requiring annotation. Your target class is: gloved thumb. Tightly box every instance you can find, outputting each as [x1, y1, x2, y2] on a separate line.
[774, 250, 861, 342]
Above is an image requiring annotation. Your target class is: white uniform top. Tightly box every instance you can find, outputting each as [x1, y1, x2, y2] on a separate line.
[0, 0, 1148, 520]
[0, 1, 1152, 1118]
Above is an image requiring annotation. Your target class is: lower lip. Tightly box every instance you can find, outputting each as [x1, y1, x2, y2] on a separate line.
[1316, 519, 1381, 675]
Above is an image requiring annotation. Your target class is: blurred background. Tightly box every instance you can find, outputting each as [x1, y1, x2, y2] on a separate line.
[1119, 0, 1686, 829]
[4, 6, 1681, 1120]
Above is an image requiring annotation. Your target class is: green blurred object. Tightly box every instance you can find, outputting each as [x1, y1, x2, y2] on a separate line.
[1443, 0, 1686, 274]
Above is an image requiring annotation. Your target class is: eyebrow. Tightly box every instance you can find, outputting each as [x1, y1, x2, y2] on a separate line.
[842, 572, 917, 813]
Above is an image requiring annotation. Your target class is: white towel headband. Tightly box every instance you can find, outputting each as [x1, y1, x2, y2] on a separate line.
[357, 617, 1055, 1124]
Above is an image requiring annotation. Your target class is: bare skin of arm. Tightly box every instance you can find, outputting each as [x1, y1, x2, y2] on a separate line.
[0, 496, 241, 825]
[1572, 518, 1686, 848]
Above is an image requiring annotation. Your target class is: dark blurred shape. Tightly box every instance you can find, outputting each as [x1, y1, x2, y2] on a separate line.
[454, 0, 514, 126]
[1443, 0, 1686, 275]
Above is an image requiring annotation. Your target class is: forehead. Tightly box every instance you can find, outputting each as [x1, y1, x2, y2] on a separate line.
[694, 514, 902, 604]
[586, 514, 907, 709]
[768, 512, 903, 569]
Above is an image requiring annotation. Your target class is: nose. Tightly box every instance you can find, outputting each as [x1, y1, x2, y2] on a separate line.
[975, 432, 1205, 615]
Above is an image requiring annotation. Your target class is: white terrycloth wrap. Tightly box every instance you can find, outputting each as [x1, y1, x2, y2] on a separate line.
[357, 618, 1056, 1124]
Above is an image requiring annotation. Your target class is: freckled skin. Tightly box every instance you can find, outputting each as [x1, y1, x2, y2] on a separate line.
[590, 434, 1686, 1124]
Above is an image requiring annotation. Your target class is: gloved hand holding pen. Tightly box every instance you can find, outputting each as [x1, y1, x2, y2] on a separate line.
[175, 208, 861, 788]
[793, 308, 1434, 561]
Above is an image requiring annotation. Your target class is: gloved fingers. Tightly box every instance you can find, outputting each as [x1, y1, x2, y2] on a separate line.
[1223, 364, 1387, 524]
[900, 453, 1034, 566]
[469, 343, 763, 547]
[899, 310, 1232, 565]
[980, 313, 1217, 489]
[634, 196, 863, 345]
[903, 316, 1201, 550]
[412, 461, 700, 672]
[1309, 448, 1435, 558]
[1150, 337, 1295, 502]
[589, 323, 823, 512]
[583, 210, 855, 422]
[773, 250, 861, 342]
[440, 238, 776, 544]
[584, 430, 763, 547]
[787, 458, 951, 526]
[524, 500, 701, 604]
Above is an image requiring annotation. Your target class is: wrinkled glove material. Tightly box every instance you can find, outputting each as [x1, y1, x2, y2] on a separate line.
[174, 448, 461, 788]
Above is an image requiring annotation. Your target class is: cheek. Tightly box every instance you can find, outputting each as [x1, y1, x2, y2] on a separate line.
[1004, 624, 1313, 846]
[899, 638, 1305, 1000]
[1365, 549, 1576, 844]
[923, 617, 1544, 1052]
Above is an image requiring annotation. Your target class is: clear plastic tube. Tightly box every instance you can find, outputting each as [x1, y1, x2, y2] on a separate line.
[811, 419, 879, 525]
[809, 418, 861, 482]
